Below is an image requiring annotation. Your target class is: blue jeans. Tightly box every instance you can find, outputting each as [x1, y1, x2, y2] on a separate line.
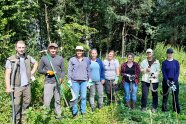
[72, 81, 87, 115]
[124, 82, 138, 102]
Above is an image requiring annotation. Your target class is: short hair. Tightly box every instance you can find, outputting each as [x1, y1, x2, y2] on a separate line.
[90, 49, 97, 53]
[16, 40, 26, 46]
[127, 53, 135, 58]
[108, 50, 115, 55]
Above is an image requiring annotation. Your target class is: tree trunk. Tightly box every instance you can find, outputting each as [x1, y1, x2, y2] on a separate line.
[45, 4, 51, 44]
[144, 36, 147, 51]
[122, 22, 126, 58]
[85, 12, 89, 57]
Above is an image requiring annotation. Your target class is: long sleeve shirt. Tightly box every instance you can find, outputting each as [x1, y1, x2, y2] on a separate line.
[68, 57, 90, 81]
[140, 59, 160, 83]
[162, 59, 180, 82]
[38, 55, 65, 83]
[121, 62, 140, 84]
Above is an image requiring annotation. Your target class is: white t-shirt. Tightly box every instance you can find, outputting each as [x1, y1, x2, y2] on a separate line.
[103, 59, 119, 80]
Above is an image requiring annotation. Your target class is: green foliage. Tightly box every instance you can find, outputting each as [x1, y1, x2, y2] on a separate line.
[57, 22, 98, 58]
[1, 43, 186, 124]
[0, 0, 186, 123]
[153, 42, 186, 83]
[155, 0, 186, 45]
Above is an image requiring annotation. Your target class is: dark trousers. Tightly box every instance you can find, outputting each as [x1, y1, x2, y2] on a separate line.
[141, 81, 158, 109]
[162, 80, 180, 113]
[104, 80, 115, 103]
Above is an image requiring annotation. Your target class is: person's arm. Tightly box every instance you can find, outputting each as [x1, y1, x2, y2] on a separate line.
[121, 63, 126, 76]
[98, 59, 105, 84]
[140, 60, 147, 73]
[5, 60, 12, 93]
[99, 59, 105, 80]
[68, 58, 73, 81]
[38, 57, 47, 74]
[162, 61, 168, 81]
[30, 57, 38, 75]
[154, 60, 160, 78]
[60, 57, 65, 82]
[5, 68, 12, 93]
[135, 63, 140, 79]
[31, 62, 38, 75]
[87, 58, 91, 80]
[115, 60, 120, 76]
[174, 60, 180, 82]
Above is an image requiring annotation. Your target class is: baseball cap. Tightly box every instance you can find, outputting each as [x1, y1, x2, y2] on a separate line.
[146, 48, 153, 53]
[48, 43, 58, 48]
[167, 48, 174, 53]
[75, 46, 84, 51]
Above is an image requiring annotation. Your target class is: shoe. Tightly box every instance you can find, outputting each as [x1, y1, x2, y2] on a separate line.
[151, 108, 156, 113]
[81, 112, 86, 117]
[91, 107, 95, 112]
[98, 104, 103, 109]
[55, 115, 63, 120]
[73, 112, 78, 119]
[126, 101, 131, 109]
[131, 102, 136, 110]
[141, 108, 146, 112]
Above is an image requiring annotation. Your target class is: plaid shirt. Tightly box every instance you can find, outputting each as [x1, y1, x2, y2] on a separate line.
[121, 61, 140, 84]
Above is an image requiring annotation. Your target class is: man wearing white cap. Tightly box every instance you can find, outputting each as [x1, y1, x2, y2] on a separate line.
[68, 46, 91, 118]
[140, 48, 160, 112]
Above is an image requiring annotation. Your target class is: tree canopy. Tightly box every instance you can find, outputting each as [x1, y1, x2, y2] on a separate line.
[0, 0, 186, 61]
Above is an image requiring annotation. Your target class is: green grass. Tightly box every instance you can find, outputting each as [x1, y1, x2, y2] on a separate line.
[0, 43, 186, 124]
[1, 74, 186, 124]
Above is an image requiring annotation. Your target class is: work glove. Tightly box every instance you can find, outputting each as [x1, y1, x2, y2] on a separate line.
[87, 79, 94, 89]
[67, 80, 72, 87]
[113, 76, 119, 85]
[169, 81, 176, 91]
[59, 78, 63, 84]
[47, 70, 55, 76]
[166, 80, 171, 86]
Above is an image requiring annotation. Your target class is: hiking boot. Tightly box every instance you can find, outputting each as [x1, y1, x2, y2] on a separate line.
[81, 113, 86, 117]
[141, 107, 146, 112]
[126, 101, 131, 109]
[131, 102, 136, 110]
[73, 112, 78, 119]
[55, 115, 63, 120]
[91, 107, 95, 112]
[151, 108, 156, 113]
[98, 104, 103, 109]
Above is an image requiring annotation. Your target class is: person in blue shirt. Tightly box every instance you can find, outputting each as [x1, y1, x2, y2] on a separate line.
[89, 49, 105, 112]
[162, 48, 180, 113]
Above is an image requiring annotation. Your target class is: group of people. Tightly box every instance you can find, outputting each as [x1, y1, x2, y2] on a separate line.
[5, 40, 181, 124]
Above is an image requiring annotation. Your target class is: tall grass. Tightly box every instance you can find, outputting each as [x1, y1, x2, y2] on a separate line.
[0, 43, 186, 124]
